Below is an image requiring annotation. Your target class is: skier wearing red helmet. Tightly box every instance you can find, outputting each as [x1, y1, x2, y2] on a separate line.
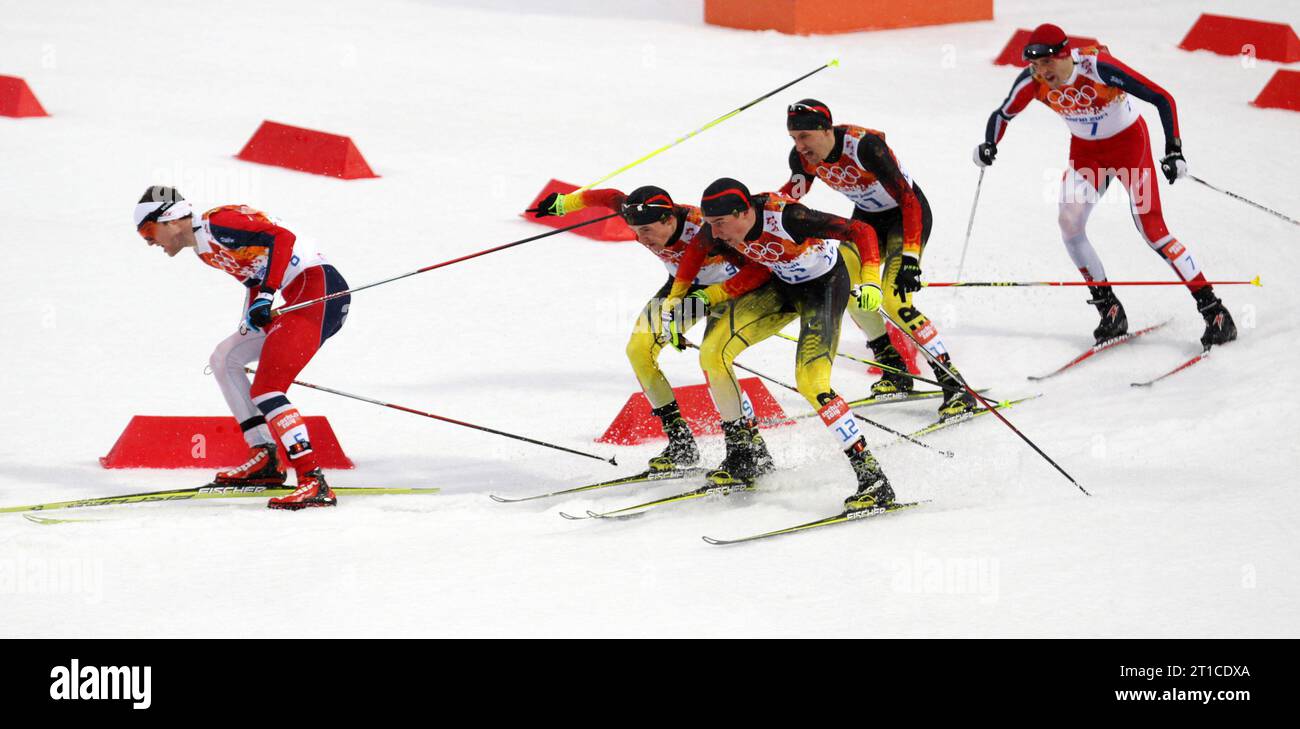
[975, 23, 1235, 349]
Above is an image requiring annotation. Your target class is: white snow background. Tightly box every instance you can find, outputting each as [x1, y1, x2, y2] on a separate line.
[0, 0, 1296, 637]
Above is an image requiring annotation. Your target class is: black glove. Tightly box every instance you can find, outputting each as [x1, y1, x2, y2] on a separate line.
[894, 254, 923, 298]
[246, 290, 274, 331]
[532, 192, 561, 218]
[973, 142, 997, 168]
[1160, 138, 1186, 185]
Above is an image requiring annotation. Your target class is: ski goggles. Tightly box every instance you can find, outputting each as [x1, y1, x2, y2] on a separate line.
[620, 198, 674, 226]
[786, 101, 832, 130]
[134, 198, 192, 239]
[1023, 39, 1069, 61]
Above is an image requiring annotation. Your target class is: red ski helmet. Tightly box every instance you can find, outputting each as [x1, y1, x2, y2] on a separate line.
[1023, 23, 1070, 61]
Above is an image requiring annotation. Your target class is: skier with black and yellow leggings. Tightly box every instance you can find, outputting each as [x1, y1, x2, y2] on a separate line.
[661, 178, 895, 511]
[780, 98, 976, 418]
[533, 185, 770, 472]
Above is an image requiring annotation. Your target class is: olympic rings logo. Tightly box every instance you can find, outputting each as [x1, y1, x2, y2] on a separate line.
[1048, 85, 1098, 110]
[204, 250, 242, 274]
[741, 239, 787, 263]
[816, 165, 862, 186]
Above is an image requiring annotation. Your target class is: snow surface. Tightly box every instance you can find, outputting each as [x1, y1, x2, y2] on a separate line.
[1, 0, 1297, 637]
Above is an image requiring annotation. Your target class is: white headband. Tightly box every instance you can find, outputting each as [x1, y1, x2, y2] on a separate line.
[133, 199, 193, 229]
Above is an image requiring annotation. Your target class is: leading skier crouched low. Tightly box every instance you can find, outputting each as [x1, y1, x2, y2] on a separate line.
[133, 186, 350, 510]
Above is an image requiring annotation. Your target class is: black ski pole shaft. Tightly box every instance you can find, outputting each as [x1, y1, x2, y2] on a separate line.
[880, 312, 1088, 494]
[683, 342, 953, 458]
[244, 368, 617, 466]
[1190, 175, 1300, 227]
[276, 213, 621, 316]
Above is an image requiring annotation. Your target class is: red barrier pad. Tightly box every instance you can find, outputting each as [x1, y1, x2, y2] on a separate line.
[598, 378, 789, 445]
[867, 324, 923, 376]
[236, 121, 378, 179]
[1253, 69, 1300, 112]
[1179, 13, 1300, 63]
[0, 75, 48, 117]
[994, 29, 1100, 66]
[100, 416, 354, 469]
[523, 179, 635, 242]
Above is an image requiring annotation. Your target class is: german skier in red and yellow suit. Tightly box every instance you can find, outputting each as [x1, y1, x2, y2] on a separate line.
[533, 185, 770, 472]
[664, 178, 896, 511]
[781, 98, 976, 417]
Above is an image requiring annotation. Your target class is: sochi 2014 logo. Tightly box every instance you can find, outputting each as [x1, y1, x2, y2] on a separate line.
[1047, 85, 1098, 110]
[655, 245, 684, 265]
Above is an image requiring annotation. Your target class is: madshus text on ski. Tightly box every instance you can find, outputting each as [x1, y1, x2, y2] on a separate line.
[121, 24, 1255, 538]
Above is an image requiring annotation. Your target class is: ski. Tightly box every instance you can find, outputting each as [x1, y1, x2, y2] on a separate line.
[758, 389, 989, 427]
[1027, 320, 1171, 381]
[845, 390, 956, 407]
[1130, 347, 1211, 388]
[23, 513, 103, 525]
[702, 500, 925, 545]
[489, 467, 706, 503]
[902, 395, 1042, 440]
[1, 484, 440, 514]
[559, 481, 754, 521]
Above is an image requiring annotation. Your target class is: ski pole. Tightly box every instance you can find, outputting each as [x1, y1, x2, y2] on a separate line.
[682, 342, 954, 458]
[244, 367, 618, 466]
[923, 276, 1262, 288]
[275, 212, 620, 316]
[1189, 175, 1300, 227]
[880, 312, 1088, 495]
[773, 331, 959, 393]
[575, 59, 839, 192]
[954, 167, 985, 281]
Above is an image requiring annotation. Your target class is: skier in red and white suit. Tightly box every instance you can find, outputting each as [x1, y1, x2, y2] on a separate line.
[975, 23, 1236, 348]
[133, 186, 350, 510]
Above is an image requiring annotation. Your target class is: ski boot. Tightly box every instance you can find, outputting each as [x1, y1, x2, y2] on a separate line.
[932, 355, 977, 420]
[1087, 285, 1128, 344]
[1194, 287, 1237, 348]
[267, 469, 337, 510]
[705, 418, 772, 488]
[213, 443, 287, 486]
[867, 333, 914, 397]
[749, 422, 775, 477]
[843, 441, 895, 512]
[647, 401, 700, 472]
